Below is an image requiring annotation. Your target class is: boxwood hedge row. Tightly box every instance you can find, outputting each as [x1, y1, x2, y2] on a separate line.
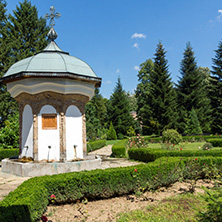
[1, 156, 221, 222]
[206, 139, 222, 147]
[0, 149, 19, 161]
[111, 139, 127, 157]
[87, 140, 106, 152]
[128, 148, 222, 162]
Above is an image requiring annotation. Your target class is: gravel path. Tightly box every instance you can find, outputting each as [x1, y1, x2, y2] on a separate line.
[0, 145, 141, 201]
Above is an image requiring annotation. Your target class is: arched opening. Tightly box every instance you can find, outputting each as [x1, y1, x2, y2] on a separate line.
[66, 105, 83, 160]
[38, 105, 60, 161]
[21, 105, 33, 158]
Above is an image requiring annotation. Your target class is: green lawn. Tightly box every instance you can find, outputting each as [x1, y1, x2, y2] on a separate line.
[106, 139, 121, 145]
[117, 193, 207, 222]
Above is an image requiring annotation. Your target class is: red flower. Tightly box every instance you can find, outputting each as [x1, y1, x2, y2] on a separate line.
[180, 148, 182, 150]
[50, 194, 56, 199]
[134, 169, 138, 172]
[173, 144, 175, 147]
[41, 215, 48, 222]
[203, 163, 206, 165]
[195, 158, 198, 161]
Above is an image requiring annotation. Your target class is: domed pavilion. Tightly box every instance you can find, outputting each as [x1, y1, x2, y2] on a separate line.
[0, 7, 101, 162]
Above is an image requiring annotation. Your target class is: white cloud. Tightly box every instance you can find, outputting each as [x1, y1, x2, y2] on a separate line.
[104, 80, 112, 84]
[131, 33, 146, 39]
[116, 68, 120, 73]
[217, 9, 222, 21]
[134, 65, 140, 71]
[133, 42, 139, 49]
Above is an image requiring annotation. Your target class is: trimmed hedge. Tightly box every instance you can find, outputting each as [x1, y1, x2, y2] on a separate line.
[206, 139, 222, 147]
[112, 139, 127, 157]
[1, 156, 222, 221]
[87, 140, 106, 152]
[128, 148, 222, 162]
[0, 149, 19, 161]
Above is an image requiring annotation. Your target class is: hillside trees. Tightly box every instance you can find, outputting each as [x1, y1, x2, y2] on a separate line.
[176, 42, 212, 133]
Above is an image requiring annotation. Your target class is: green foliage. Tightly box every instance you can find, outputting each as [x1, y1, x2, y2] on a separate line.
[206, 139, 222, 147]
[127, 135, 147, 148]
[162, 129, 182, 145]
[176, 42, 212, 133]
[86, 140, 106, 152]
[0, 157, 221, 221]
[108, 77, 135, 136]
[197, 187, 222, 222]
[128, 147, 222, 163]
[107, 122, 117, 140]
[0, 149, 19, 161]
[211, 40, 222, 134]
[112, 139, 127, 157]
[0, 114, 19, 148]
[185, 107, 203, 134]
[127, 126, 136, 137]
[202, 142, 213, 150]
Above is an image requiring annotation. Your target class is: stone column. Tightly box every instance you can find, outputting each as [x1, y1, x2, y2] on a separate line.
[82, 114, 87, 158]
[18, 104, 23, 157]
[59, 112, 66, 161]
[33, 114, 38, 160]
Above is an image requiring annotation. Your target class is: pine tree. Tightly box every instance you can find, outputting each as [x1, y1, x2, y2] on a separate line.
[211, 40, 222, 133]
[185, 108, 203, 135]
[107, 122, 117, 140]
[0, 0, 49, 128]
[147, 42, 177, 135]
[176, 42, 211, 133]
[135, 59, 154, 135]
[108, 77, 134, 138]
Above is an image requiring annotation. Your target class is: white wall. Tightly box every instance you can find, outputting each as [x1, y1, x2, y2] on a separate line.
[66, 105, 83, 160]
[21, 105, 33, 158]
[38, 105, 60, 161]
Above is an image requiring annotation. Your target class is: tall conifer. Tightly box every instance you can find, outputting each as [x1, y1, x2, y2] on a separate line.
[176, 42, 211, 133]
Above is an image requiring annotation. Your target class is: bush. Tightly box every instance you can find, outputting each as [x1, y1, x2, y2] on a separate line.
[107, 122, 117, 140]
[128, 148, 222, 163]
[206, 139, 222, 147]
[162, 129, 182, 145]
[0, 149, 19, 161]
[112, 139, 127, 157]
[87, 140, 106, 152]
[202, 142, 213, 150]
[0, 156, 222, 222]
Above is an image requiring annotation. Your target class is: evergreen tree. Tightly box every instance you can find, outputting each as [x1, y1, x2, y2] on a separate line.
[176, 42, 211, 133]
[107, 122, 117, 140]
[108, 77, 134, 138]
[0, 0, 49, 128]
[211, 40, 222, 133]
[185, 108, 203, 135]
[146, 42, 177, 135]
[135, 59, 154, 135]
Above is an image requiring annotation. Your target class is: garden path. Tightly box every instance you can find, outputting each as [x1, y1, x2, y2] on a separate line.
[0, 145, 141, 201]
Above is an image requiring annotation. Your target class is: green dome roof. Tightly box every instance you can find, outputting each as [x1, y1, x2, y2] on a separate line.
[4, 41, 98, 79]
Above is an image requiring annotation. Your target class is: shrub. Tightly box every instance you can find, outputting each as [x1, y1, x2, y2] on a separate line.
[107, 122, 117, 140]
[128, 148, 222, 163]
[127, 134, 147, 149]
[112, 139, 127, 157]
[0, 149, 19, 161]
[162, 129, 182, 145]
[202, 142, 213, 150]
[0, 156, 222, 222]
[87, 140, 106, 152]
[206, 139, 222, 147]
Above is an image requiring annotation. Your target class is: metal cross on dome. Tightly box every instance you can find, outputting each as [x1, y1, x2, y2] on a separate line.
[44, 6, 61, 27]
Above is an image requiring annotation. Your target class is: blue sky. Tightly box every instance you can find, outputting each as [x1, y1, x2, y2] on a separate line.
[6, 0, 222, 98]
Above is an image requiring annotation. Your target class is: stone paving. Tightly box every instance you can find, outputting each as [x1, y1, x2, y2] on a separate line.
[0, 145, 141, 201]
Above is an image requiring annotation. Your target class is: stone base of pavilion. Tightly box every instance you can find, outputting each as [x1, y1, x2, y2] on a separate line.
[2, 156, 101, 177]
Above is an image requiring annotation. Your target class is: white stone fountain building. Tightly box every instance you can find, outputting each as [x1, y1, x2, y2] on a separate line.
[0, 8, 101, 165]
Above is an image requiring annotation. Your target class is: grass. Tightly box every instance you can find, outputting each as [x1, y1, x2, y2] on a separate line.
[117, 193, 207, 222]
[106, 140, 121, 145]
